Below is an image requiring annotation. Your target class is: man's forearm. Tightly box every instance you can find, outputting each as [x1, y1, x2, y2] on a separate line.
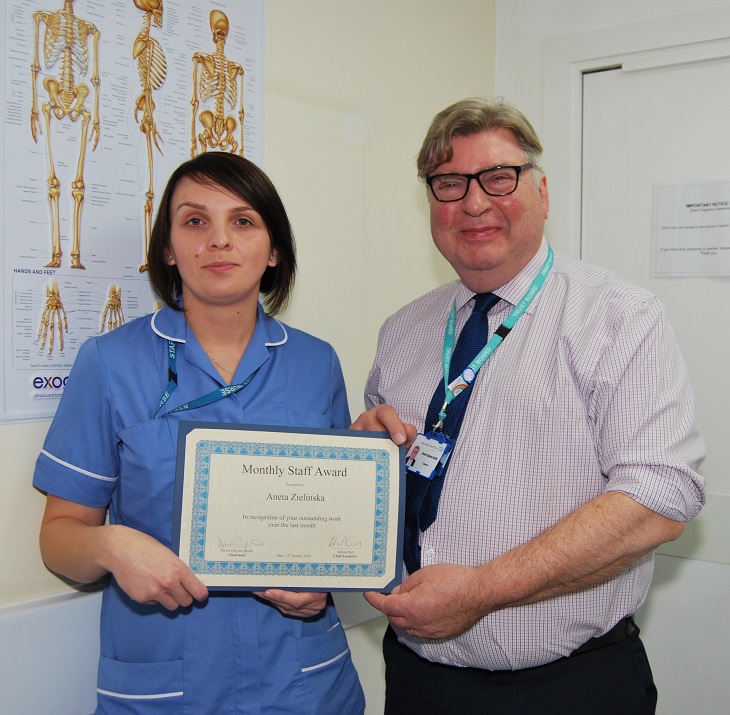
[475, 491, 684, 613]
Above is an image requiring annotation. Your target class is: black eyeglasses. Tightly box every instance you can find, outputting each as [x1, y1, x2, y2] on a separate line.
[426, 163, 534, 202]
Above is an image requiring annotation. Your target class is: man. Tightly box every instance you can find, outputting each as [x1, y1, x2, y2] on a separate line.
[352, 97, 705, 714]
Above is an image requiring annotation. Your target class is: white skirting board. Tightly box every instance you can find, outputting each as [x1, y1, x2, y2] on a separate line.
[1, 556, 728, 714]
[0, 590, 101, 715]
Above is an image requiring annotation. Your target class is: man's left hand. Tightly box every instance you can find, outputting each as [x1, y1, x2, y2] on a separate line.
[364, 564, 489, 639]
[363, 493, 686, 639]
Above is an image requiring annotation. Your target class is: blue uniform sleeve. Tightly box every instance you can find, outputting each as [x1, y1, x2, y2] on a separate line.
[33, 337, 119, 507]
[328, 345, 351, 429]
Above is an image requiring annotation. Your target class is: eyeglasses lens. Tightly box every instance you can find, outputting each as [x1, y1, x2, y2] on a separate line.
[430, 167, 519, 201]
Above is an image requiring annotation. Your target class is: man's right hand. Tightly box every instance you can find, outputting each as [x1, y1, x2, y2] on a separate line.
[350, 405, 417, 448]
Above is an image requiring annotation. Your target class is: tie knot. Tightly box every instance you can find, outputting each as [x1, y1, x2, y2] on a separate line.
[473, 292, 500, 314]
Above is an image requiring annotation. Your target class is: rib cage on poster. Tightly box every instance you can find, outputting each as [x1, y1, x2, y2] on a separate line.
[1, 0, 264, 422]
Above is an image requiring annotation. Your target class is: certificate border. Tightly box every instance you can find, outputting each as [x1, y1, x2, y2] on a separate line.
[173, 421, 405, 592]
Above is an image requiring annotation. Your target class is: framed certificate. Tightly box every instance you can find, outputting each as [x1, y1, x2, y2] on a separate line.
[173, 422, 405, 592]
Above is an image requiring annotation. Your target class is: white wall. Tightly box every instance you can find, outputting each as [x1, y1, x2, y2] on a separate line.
[264, 1, 497, 413]
[496, 0, 730, 143]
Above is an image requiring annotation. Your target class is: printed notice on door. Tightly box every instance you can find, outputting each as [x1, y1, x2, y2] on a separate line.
[652, 181, 730, 277]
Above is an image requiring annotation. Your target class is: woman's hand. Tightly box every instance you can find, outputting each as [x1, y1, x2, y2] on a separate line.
[40, 495, 208, 611]
[255, 590, 328, 618]
[102, 524, 209, 610]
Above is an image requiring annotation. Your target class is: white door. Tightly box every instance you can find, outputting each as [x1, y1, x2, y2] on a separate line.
[582, 58, 730, 517]
[581, 56, 730, 715]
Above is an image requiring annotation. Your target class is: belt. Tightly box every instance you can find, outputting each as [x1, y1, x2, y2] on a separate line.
[571, 616, 638, 657]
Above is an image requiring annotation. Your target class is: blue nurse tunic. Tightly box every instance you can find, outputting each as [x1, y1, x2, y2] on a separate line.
[33, 304, 366, 714]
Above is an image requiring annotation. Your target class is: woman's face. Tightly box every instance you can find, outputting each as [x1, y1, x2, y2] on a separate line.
[167, 176, 278, 313]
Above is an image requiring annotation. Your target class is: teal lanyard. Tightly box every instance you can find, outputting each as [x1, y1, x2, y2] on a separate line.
[154, 340, 259, 418]
[435, 246, 554, 429]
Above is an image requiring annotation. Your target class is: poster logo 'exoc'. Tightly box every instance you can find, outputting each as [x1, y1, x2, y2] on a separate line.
[32, 376, 68, 390]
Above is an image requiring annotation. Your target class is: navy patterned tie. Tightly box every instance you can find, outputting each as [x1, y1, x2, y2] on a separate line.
[403, 292, 501, 574]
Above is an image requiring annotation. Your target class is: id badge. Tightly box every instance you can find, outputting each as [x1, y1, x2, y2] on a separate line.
[405, 431, 453, 480]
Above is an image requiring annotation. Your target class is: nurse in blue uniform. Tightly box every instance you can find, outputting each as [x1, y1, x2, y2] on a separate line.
[33, 152, 366, 714]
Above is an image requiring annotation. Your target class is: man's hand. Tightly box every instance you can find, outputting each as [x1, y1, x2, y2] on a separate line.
[365, 564, 490, 639]
[351, 405, 417, 448]
[364, 493, 685, 640]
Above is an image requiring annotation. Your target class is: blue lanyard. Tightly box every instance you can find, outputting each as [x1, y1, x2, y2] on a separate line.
[435, 246, 554, 429]
[154, 340, 258, 418]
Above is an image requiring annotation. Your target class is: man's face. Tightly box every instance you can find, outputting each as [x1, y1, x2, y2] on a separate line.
[428, 128, 549, 292]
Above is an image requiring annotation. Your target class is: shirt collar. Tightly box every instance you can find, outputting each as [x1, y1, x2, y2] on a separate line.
[150, 302, 289, 384]
[150, 301, 288, 347]
[454, 237, 550, 314]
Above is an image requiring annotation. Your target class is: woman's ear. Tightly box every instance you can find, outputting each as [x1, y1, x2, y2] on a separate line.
[268, 249, 279, 267]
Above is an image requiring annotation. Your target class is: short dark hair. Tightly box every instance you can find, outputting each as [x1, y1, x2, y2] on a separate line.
[416, 97, 544, 182]
[148, 152, 296, 315]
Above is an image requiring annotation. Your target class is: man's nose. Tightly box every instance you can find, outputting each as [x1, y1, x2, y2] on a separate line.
[462, 177, 494, 215]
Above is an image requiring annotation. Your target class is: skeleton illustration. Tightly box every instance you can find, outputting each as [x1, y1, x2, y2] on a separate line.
[190, 10, 244, 157]
[132, 0, 166, 272]
[30, 0, 101, 269]
[37, 280, 68, 354]
[99, 285, 124, 333]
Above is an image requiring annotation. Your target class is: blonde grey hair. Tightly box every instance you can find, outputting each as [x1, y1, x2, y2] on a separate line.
[416, 97, 544, 182]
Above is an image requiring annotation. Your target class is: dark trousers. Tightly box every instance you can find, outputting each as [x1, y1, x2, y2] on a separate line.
[383, 624, 657, 715]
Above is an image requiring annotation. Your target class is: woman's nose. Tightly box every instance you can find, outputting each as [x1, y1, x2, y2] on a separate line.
[207, 223, 231, 248]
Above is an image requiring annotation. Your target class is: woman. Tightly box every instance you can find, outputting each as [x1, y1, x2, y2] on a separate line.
[33, 152, 365, 714]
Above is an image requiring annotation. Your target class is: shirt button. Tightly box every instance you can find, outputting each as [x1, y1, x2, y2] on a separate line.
[440, 657, 451, 665]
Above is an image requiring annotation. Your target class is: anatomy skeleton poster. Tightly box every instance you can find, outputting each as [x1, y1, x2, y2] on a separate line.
[2, 0, 264, 421]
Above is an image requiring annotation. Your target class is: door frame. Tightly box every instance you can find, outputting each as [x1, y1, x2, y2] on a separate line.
[541, 6, 730, 257]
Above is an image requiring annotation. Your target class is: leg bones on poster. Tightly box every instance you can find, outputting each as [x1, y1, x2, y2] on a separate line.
[30, 0, 101, 270]
[132, 0, 166, 273]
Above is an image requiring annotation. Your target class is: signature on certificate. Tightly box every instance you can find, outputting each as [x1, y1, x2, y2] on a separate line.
[328, 535, 362, 549]
[216, 536, 264, 555]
